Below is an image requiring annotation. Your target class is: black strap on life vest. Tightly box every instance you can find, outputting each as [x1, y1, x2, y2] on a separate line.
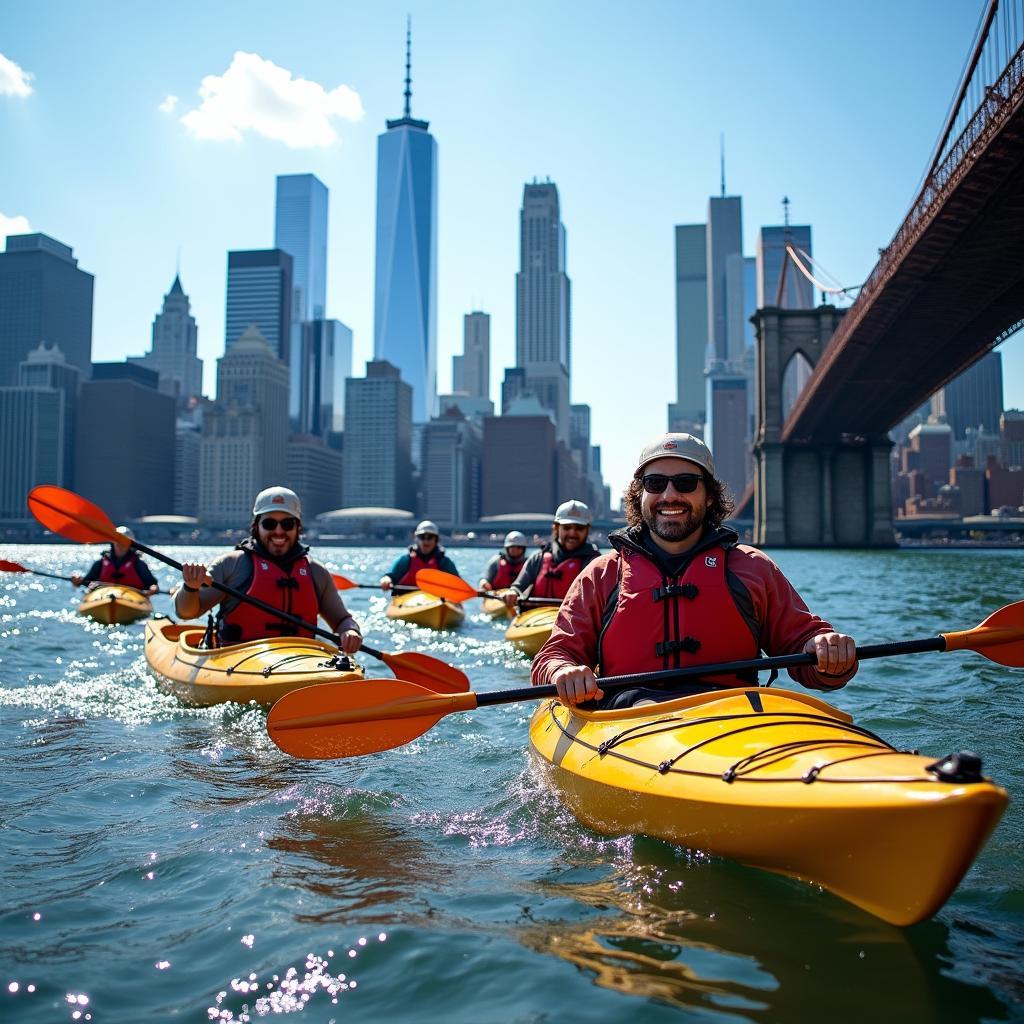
[656, 636, 701, 657]
[653, 583, 698, 602]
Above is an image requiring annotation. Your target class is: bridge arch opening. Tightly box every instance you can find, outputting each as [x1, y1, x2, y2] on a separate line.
[782, 350, 815, 421]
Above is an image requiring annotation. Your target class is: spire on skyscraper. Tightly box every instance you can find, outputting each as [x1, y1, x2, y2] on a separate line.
[403, 16, 412, 119]
[720, 134, 726, 197]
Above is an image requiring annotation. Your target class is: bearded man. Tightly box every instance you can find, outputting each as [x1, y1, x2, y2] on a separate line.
[531, 433, 858, 709]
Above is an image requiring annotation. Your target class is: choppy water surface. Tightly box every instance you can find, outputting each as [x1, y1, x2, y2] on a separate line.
[1, 542, 1022, 1023]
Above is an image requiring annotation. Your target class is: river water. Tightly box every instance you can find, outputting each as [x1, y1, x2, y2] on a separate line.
[1, 543, 1022, 1023]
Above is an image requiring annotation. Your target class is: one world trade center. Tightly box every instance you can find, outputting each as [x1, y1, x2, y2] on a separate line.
[373, 23, 438, 423]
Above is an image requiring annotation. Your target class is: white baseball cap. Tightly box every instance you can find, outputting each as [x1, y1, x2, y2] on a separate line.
[503, 530, 528, 547]
[415, 520, 440, 537]
[554, 500, 592, 525]
[253, 486, 302, 520]
[116, 526, 135, 541]
[635, 433, 715, 477]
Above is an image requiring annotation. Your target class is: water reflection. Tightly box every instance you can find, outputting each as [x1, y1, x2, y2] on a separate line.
[517, 838, 1009, 1023]
[266, 810, 453, 921]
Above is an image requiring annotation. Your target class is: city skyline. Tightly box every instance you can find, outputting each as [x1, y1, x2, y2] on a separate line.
[2, 0, 1021, 496]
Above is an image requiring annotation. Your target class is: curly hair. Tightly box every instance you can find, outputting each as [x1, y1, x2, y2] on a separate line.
[622, 472, 735, 532]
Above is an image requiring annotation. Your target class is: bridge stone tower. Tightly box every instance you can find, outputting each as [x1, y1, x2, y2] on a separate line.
[753, 306, 895, 547]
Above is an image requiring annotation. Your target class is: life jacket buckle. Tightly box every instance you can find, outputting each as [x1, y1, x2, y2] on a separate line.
[653, 584, 699, 602]
[655, 636, 701, 657]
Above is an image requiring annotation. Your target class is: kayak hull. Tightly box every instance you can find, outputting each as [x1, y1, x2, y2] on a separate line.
[78, 585, 153, 625]
[506, 605, 559, 657]
[528, 686, 1008, 925]
[482, 590, 514, 619]
[386, 590, 465, 631]
[144, 619, 364, 707]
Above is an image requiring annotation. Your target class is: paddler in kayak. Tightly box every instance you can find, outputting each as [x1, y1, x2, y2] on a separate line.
[71, 527, 159, 594]
[532, 433, 858, 708]
[174, 486, 362, 653]
[478, 531, 529, 593]
[379, 521, 459, 592]
[502, 500, 601, 610]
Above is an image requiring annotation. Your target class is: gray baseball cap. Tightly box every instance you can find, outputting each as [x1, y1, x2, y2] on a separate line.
[635, 433, 715, 477]
[415, 520, 440, 537]
[554, 500, 592, 525]
[253, 486, 302, 520]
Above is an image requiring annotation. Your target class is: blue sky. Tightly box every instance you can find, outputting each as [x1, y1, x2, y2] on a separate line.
[2, 0, 1020, 496]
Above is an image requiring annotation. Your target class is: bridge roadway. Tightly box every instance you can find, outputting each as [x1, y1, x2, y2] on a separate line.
[781, 54, 1024, 446]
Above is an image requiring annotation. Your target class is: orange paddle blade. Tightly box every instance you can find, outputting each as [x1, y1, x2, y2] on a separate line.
[943, 600, 1024, 667]
[415, 568, 477, 603]
[0, 560, 30, 573]
[379, 651, 469, 693]
[267, 679, 477, 759]
[28, 486, 121, 545]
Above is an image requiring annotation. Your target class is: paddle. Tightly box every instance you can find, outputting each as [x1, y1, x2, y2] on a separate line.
[332, 573, 417, 593]
[266, 600, 1024, 759]
[415, 568, 562, 607]
[26, 486, 467, 693]
[0, 558, 169, 594]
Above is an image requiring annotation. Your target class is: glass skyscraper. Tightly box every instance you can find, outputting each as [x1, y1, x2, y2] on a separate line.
[225, 250, 293, 363]
[373, 27, 438, 423]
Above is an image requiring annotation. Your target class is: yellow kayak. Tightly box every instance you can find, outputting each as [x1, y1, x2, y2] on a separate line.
[482, 589, 514, 619]
[506, 604, 559, 657]
[529, 685, 1008, 925]
[386, 590, 466, 631]
[78, 584, 153, 625]
[144, 619, 364, 707]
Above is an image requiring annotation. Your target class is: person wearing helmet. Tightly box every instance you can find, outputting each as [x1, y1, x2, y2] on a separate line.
[532, 433, 858, 709]
[380, 521, 460, 591]
[478, 531, 529, 592]
[503, 500, 601, 609]
[71, 525, 159, 594]
[174, 487, 362, 653]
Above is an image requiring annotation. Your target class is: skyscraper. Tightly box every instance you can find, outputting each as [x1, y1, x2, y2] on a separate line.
[275, 174, 329, 430]
[756, 225, 814, 309]
[129, 274, 203, 403]
[300, 318, 352, 438]
[516, 180, 571, 441]
[934, 351, 1004, 439]
[18, 342, 80, 487]
[668, 224, 708, 434]
[0, 233, 93, 386]
[275, 174, 328, 322]
[706, 196, 744, 366]
[200, 326, 290, 524]
[452, 311, 490, 400]
[343, 361, 414, 510]
[373, 24, 438, 423]
[225, 250, 293, 362]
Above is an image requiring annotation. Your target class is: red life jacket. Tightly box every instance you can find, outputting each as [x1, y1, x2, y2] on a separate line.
[397, 547, 444, 588]
[597, 544, 758, 686]
[533, 547, 588, 600]
[97, 552, 146, 590]
[218, 552, 319, 643]
[491, 553, 526, 589]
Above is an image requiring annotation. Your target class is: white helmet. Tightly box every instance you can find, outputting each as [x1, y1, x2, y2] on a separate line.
[415, 520, 440, 537]
[503, 530, 528, 548]
[253, 486, 302, 520]
[116, 526, 135, 541]
[554, 499, 592, 526]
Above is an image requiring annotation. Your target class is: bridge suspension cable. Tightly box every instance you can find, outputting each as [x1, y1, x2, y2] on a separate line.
[784, 245, 859, 300]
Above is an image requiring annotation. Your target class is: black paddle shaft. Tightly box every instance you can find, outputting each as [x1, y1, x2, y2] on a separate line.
[128, 538, 340, 645]
[474, 637, 948, 708]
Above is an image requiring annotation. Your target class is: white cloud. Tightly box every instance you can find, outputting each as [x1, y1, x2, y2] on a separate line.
[0, 212, 32, 240]
[0, 53, 33, 97]
[159, 94, 179, 114]
[179, 51, 364, 148]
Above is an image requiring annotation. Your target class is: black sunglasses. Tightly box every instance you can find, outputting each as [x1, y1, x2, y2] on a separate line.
[641, 472, 704, 495]
[259, 516, 298, 531]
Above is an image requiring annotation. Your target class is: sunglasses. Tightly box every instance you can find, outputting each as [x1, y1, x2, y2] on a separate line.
[641, 472, 704, 495]
[259, 516, 298, 531]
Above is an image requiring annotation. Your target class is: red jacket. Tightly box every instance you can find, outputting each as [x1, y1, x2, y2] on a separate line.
[533, 526, 854, 692]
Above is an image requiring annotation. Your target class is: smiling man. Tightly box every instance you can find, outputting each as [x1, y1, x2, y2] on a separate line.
[532, 433, 858, 708]
[175, 486, 362, 652]
[503, 500, 601, 609]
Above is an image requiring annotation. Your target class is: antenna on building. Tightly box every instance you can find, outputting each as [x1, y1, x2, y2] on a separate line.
[782, 195, 791, 231]
[775, 196, 792, 307]
[719, 133, 726, 197]
[403, 16, 412, 119]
